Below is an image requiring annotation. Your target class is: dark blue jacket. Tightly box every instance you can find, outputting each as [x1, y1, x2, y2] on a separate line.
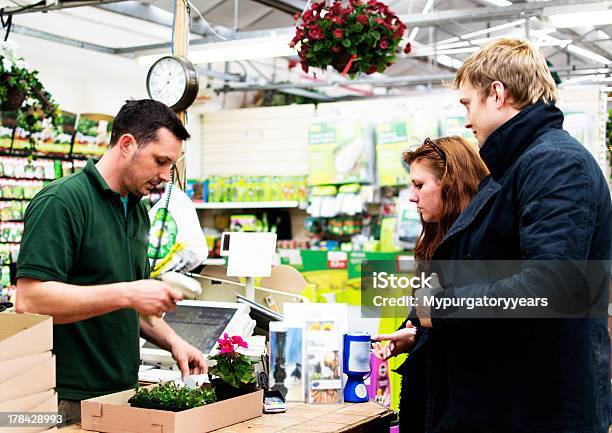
[424, 102, 612, 433]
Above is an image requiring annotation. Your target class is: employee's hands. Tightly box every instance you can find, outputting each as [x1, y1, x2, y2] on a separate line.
[372, 321, 417, 360]
[127, 280, 183, 317]
[169, 335, 208, 378]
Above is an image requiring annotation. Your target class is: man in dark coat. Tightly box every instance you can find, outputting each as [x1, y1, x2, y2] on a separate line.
[416, 38, 611, 433]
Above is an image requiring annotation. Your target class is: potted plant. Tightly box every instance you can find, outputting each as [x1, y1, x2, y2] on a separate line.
[290, 0, 409, 77]
[128, 382, 217, 412]
[0, 41, 61, 148]
[208, 334, 259, 401]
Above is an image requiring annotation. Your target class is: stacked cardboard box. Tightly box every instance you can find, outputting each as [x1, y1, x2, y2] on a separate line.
[0, 313, 57, 433]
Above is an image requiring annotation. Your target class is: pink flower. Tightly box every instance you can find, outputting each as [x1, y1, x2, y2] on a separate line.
[333, 28, 344, 39]
[379, 38, 389, 49]
[356, 14, 368, 25]
[231, 335, 248, 348]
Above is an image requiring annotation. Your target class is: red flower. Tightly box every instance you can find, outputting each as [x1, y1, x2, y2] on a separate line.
[375, 17, 384, 25]
[356, 14, 368, 25]
[303, 10, 313, 21]
[403, 42, 412, 54]
[379, 38, 389, 49]
[331, 15, 344, 24]
[309, 26, 325, 40]
[366, 65, 378, 74]
[311, 1, 323, 10]
[293, 12, 300, 21]
[333, 28, 344, 39]
[301, 61, 309, 73]
[332, 45, 341, 53]
[288, 59, 298, 69]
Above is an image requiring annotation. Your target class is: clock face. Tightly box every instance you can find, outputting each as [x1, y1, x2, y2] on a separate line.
[147, 57, 188, 108]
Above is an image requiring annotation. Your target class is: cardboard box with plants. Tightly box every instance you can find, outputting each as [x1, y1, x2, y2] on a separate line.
[81, 334, 262, 433]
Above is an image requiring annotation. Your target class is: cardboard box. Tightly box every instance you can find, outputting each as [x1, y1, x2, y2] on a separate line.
[0, 390, 55, 412]
[0, 352, 52, 383]
[0, 392, 58, 433]
[0, 313, 52, 362]
[81, 388, 263, 433]
[0, 355, 55, 402]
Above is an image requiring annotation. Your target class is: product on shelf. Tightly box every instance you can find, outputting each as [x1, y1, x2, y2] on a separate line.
[0, 157, 56, 180]
[72, 113, 113, 158]
[0, 178, 45, 199]
[189, 175, 307, 203]
[0, 222, 24, 243]
[35, 110, 77, 156]
[307, 118, 375, 186]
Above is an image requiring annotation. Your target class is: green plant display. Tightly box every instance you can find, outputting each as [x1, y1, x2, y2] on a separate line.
[208, 334, 258, 389]
[128, 382, 217, 412]
[0, 41, 61, 148]
[290, 0, 408, 77]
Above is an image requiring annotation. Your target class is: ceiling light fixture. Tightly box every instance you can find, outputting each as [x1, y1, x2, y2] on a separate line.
[407, 0, 435, 43]
[544, 3, 612, 28]
[566, 44, 611, 64]
[436, 19, 525, 46]
[481, 0, 512, 6]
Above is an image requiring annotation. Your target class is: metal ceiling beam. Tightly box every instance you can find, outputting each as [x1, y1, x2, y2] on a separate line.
[113, 27, 294, 55]
[219, 63, 611, 92]
[113, 0, 606, 55]
[401, 0, 607, 27]
[11, 24, 116, 54]
[3, 0, 124, 15]
[97, 1, 232, 38]
[250, 0, 306, 15]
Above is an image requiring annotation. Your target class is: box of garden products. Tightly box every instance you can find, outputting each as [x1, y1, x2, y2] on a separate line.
[80, 384, 263, 433]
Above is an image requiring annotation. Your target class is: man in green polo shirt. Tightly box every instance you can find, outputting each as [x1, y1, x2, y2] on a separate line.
[16, 100, 207, 425]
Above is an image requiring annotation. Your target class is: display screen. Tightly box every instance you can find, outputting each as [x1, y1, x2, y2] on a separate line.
[143, 305, 238, 354]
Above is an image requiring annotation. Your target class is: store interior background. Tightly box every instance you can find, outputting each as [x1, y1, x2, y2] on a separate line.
[2, 0, 612, 413]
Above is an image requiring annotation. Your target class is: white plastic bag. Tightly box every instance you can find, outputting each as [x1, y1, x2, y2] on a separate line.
[148, 184, 208, 277]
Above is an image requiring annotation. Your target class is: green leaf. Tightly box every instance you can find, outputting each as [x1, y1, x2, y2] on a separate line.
[319, 19, 330, 29]
[342, 39, 352, 48]
[314, 42, 323, 52]
[351, 23, 363, 33]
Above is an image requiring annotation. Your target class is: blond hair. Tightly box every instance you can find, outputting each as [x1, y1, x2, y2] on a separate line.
[454, 38, 557, 110]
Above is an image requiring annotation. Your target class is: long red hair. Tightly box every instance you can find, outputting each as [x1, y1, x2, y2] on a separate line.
[402, 136, 489, 261]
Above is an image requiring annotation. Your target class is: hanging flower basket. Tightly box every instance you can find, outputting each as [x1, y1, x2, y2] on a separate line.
[290, 0, 409, 77]
[0, 80, 25, 111]
[0, 41, 61, 147]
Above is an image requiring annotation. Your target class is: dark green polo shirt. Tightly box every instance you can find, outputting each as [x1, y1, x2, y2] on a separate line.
[17, 159, 150, 400]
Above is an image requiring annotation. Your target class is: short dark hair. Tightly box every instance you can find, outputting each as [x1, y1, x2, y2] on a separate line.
[109, 99, 190, 148]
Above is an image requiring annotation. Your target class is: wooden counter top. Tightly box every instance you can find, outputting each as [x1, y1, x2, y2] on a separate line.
[60, 400, 393, 433]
